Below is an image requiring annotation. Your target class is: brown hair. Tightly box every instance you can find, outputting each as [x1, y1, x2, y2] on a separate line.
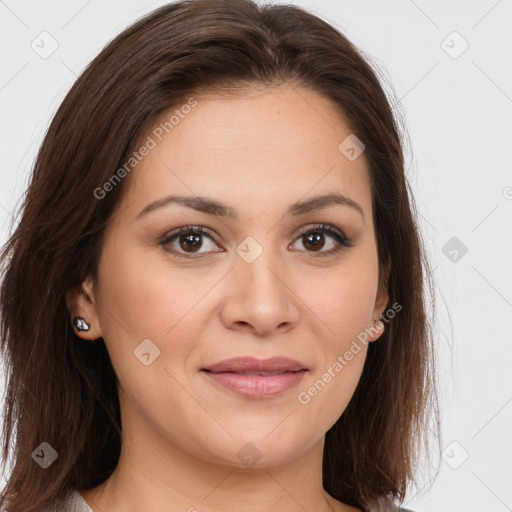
[0, 1, 441, 511]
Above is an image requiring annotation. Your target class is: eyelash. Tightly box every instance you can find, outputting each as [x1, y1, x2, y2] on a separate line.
[159, 223, 353, 259]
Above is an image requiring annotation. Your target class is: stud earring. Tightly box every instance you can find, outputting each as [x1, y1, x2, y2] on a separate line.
[73, 317, 90, 333]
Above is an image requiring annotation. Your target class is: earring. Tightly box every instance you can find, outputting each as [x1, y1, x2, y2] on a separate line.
[73, 317, 90, 333]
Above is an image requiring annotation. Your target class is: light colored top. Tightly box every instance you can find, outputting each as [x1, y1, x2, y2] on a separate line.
[67, 491, 93, 511]
[39, 490, 416, 511]
[43, 490, 93, 512]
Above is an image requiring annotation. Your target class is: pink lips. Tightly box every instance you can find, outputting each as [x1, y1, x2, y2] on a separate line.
[201, 356, 308, 399]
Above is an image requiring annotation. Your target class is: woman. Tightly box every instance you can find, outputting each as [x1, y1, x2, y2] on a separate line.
[0, 1, 440, 511]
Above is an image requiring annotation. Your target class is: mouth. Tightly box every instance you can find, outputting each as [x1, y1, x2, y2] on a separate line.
[202, 370, 301, 376]
[201, 356, 308, 374]
[200, 356, 309, 398]
[200, 368, 308, 398]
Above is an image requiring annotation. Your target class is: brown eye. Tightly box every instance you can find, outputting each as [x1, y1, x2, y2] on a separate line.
[291, 224, 353, 257]
[178, 232, 203, 253]
[160, 225, 220, 258]
[302, 231, 326, 252]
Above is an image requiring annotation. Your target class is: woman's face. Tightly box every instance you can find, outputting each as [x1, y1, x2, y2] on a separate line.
[73, 84, 388, 469]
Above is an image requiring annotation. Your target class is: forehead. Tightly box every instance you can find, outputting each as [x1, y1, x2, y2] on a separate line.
[117, 84, 372, 221]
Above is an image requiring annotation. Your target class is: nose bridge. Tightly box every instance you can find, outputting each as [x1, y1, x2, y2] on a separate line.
[236, 235, 287, 302]
[222, 234, 299, 333]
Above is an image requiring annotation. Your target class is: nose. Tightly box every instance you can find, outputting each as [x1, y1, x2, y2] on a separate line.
[219, 249, 300, 336]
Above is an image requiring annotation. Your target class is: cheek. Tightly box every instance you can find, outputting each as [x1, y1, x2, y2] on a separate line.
[295, 279, 374, 433]
[295, 256, 377, 414]
[94, 248, 212, 436]
[98, 241, 208, 332]
[94, 244, 206, 376]
[327, 278, 377, 340]
[296, 343, 367, 438]
[304, 255, 379, 343]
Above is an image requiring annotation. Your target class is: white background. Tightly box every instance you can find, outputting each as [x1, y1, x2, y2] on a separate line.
[1, 1, 511, 511]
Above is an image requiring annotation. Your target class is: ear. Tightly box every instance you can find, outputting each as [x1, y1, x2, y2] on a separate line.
[65, 276, 103, 341]
[368, 258, 391, 342]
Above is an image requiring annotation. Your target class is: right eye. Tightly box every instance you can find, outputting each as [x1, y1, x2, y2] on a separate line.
[159, 225, 223, 258]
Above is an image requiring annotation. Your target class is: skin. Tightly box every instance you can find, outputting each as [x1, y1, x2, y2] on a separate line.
[67, 83, 388, 512]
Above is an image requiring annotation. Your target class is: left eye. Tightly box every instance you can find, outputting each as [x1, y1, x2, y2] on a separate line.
[160, 225, 219, 257]
[160, 223, 352, 258]
[292, 224, 351, 255]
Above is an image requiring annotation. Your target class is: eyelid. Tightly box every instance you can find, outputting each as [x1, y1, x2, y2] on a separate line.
[159, 223, 353, 258]
[289, 223, 354, 257]
[159, 224, 219, 250]
[293, 223, 351, 245]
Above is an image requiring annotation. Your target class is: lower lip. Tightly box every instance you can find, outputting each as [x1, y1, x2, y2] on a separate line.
[201, 370, 307, 398]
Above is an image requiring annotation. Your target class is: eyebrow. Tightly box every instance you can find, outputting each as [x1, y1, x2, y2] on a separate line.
[136, 192, 364, 221]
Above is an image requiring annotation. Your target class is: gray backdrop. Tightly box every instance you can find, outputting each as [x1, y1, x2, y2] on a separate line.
[1, 1, 511, 511]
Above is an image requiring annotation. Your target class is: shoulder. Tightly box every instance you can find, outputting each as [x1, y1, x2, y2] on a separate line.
[33, 491, 93, 512]
[64, 491, 93, 512]
[328, 496, 417, 512]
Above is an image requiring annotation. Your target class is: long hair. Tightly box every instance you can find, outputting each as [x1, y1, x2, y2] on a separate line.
[0, 1, 441, 510]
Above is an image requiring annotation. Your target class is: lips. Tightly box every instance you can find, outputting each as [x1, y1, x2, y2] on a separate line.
[201, 356, 308, 373]
[200, 356, 308, 398]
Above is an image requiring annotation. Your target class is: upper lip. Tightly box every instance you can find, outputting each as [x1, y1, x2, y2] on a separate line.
[202, 356, 308, 373]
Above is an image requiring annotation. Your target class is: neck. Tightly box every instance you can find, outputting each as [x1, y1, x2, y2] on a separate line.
[79, 388, 357, 512]
[81, 426, 341, 512]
